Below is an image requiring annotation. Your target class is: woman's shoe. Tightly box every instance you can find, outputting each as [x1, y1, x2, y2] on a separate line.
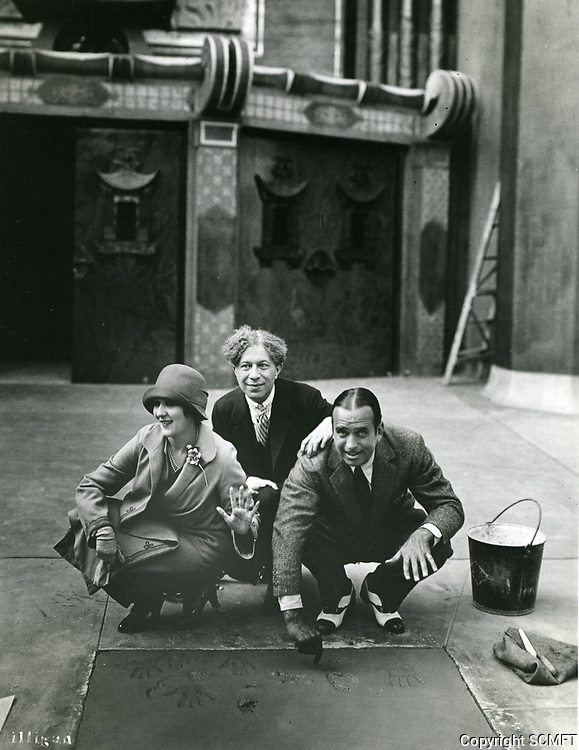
[118, 598, 163, 633]
[204, 580, 220, 609]
[179, 582, 220, 630]
[261, 582, 280, 615]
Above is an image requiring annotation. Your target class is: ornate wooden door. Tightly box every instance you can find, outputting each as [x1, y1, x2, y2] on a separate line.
[238, 134, 401, 379]
[72, 128, 184, 383]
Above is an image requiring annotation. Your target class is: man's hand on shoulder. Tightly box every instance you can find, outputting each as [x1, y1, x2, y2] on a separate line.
[283, 609, 323, 664]
[299, 416, 333, 457]
[246, 476, 278, 493]
[384, 527, 438, 582]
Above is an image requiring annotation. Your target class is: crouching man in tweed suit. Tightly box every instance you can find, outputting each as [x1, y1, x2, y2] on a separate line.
[272, 387, 464, 661]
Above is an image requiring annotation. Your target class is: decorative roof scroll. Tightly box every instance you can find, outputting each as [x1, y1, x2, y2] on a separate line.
[190, 35, 478, 139]
[0, 30, 478, 139]
[192, 34, 253, 116]
[420, 69, 479, 139]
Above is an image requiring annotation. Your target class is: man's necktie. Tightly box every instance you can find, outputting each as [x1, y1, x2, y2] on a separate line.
[353, 465, 372, 513]
[256, 404, 269, 446]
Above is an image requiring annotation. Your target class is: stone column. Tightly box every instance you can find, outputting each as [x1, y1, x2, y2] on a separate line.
[429, 0, 444, 72]
[368, 0, 384, 83]
[185, 122, 239, 388]
[484, 0, 579, 413]
[400, 142, 451, 375]
[185, 34, 254, 387]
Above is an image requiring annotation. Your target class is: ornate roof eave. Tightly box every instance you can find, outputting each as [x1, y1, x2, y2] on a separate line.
[187, 36, 479, 141]
[243, 66, 478, 142]
[0, 33, 478, 141]
[252, 67, 425, 111]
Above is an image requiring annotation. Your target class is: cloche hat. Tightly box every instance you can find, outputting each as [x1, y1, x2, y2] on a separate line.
[142, 364, 208, 420]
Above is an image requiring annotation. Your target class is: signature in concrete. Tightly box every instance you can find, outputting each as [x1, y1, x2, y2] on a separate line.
[272, 670, 314, 685]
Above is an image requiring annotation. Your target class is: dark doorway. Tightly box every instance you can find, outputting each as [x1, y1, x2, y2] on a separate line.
[0, 114, 75, 363]
[0, 116, 186, 383]
[72, 127, 185, 384]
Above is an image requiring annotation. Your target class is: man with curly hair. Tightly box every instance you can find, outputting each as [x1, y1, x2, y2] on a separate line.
[212, 325, 333, 612]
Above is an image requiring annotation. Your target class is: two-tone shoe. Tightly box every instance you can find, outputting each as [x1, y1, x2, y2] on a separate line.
[316, 582, 356, 635]
[360, 578, 405, 634]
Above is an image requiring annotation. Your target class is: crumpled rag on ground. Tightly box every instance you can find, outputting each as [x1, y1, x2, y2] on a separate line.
[493, 627, 578, 685]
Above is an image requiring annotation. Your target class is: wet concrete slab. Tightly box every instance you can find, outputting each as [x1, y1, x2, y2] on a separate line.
[74, 648, 493, 750]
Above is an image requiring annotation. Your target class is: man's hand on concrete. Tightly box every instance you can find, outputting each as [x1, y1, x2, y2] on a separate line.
[385, 527, 438, 581]
[283, 609, 323, 664]
[299, 416, 333, 457]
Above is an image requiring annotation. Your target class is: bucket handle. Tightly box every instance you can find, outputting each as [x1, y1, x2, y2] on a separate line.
[488, 498, 542, 548]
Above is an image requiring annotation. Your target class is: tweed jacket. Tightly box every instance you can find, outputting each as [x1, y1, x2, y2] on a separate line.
[272, 423, 464, 597]
[55, 422, 246, 592]
[211, 378, 333, 487]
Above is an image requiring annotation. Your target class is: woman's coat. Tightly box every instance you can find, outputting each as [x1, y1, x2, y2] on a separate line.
[55, 422, 246, 593]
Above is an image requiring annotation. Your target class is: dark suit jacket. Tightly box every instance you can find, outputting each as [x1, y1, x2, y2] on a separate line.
[272, 424, 465, 596]
[211, 378, 333, 488]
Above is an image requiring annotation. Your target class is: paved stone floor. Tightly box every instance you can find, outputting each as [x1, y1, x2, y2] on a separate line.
[0, 369, 577, 749]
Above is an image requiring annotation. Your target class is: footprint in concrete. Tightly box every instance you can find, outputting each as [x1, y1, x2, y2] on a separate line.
[326, 672, 358, 691]
[237, 697, 259, 713]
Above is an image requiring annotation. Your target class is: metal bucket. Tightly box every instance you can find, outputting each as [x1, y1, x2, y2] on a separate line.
[467, 498, 546, 615]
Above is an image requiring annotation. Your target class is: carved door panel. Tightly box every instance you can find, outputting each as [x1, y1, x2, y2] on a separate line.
[238, 134, 401, 379]
[72, 128, 183, 383]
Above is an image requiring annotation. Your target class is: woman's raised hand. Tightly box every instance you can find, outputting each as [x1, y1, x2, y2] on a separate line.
[217, 485, 260, 535]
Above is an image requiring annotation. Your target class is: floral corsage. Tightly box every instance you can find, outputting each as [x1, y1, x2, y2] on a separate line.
[186, 445, 208, 486]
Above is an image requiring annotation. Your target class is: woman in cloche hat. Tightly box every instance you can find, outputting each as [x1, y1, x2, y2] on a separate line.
[55, 364, 259, 633]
